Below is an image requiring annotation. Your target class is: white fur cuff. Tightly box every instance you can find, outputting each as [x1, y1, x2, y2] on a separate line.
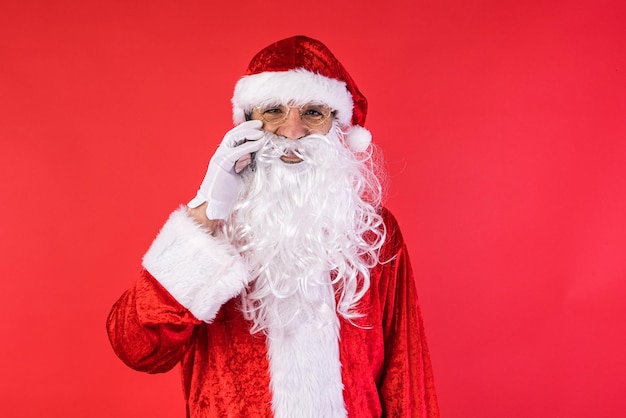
[142, 207, 250, 322]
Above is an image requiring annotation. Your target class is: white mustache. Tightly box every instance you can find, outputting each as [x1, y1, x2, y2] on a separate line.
[258, 132, 328, 160]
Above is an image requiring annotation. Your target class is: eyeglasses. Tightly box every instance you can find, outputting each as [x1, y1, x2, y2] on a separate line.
[255, 102, 334, 126]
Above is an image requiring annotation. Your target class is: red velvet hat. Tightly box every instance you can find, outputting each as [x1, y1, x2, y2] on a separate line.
[231, 35, 372, 152]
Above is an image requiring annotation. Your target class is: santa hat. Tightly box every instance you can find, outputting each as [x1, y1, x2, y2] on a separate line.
[231, 35, 372, 152]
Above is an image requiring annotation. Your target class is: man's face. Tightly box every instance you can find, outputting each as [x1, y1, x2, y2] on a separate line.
[251, 102, 334, 164]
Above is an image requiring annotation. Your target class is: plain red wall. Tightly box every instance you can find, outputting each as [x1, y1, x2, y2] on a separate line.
[1, 0, 625, 417]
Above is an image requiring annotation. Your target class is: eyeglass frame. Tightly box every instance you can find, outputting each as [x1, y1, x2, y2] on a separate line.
[252, 102, 336, 127]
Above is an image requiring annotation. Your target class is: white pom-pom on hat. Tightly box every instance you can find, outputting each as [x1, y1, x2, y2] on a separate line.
[345, 125, 372, 152]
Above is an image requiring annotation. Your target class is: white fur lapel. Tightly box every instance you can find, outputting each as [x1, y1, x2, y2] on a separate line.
[265, 274, 346, 418]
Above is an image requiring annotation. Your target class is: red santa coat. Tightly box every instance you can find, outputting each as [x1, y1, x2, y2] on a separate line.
[107, 207, 439, 417]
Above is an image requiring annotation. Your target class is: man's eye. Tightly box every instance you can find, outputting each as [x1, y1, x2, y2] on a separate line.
[263, 107, 284, 115]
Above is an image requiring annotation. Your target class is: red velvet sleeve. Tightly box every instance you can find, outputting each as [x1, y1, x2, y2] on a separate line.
[377, 209, 440, 417]
[106, 269, 202, 374]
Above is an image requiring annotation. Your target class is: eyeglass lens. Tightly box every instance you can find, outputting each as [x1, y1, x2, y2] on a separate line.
[257, 103, 332, 126]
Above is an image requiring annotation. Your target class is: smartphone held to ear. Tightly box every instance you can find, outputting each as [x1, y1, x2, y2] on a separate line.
[234, 138, 257, 173]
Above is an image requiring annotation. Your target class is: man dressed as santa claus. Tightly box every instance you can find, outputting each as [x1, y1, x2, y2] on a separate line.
[107, 35, 440, 418]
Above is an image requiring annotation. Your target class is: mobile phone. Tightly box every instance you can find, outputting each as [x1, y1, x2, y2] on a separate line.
[245, 138, 257, 172]
[234, 140, 256, 173]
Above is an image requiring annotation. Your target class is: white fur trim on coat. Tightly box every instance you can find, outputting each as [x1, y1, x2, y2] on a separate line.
[142, 207, 250, 322]
[266, 273, 347, 418]
[232, 69, 354, 127]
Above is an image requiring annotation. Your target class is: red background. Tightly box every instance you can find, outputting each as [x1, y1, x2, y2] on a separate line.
[1, 1, 625, 417]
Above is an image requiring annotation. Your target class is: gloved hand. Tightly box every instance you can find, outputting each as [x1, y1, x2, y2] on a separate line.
[188, 120, 264, 220]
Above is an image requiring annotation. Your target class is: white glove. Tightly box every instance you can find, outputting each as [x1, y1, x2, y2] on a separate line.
[188, 120, 264, 220]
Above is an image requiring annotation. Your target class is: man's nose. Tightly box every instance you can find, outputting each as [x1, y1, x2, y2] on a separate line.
[277, 108, 308, 139]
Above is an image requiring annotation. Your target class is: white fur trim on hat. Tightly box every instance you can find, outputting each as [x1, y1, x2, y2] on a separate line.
[232, 69, 353, 127]
[142, 207, 250, 322]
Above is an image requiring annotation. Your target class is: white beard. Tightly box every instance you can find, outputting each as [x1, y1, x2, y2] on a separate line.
[224, 124, 386, 334]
